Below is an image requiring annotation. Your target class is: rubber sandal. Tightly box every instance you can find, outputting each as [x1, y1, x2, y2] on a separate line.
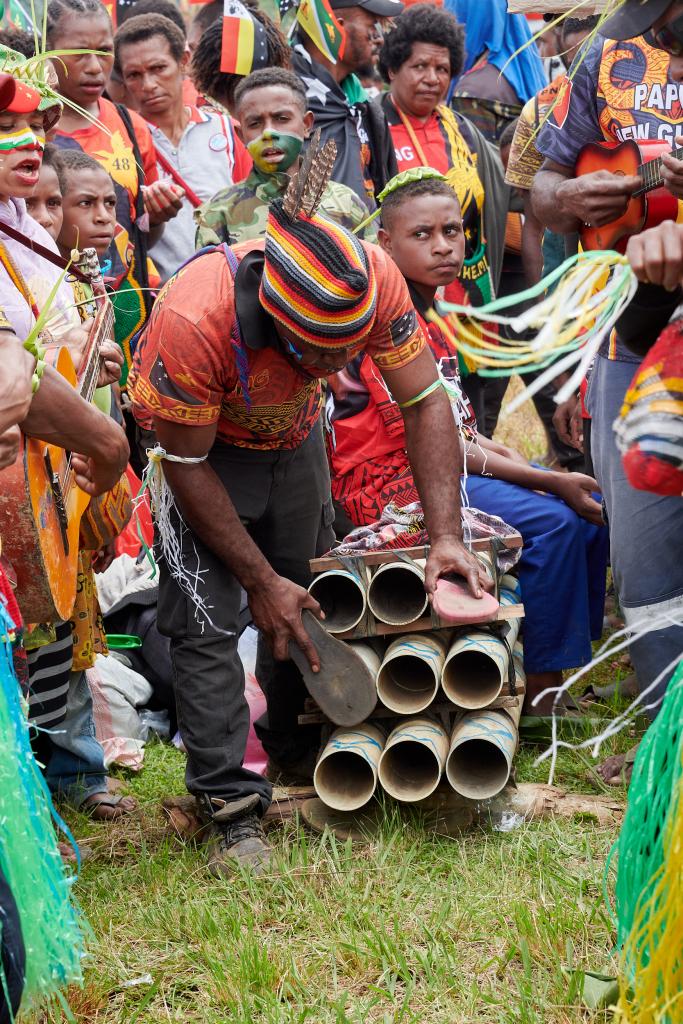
[80, 792, 137, 820]
[431, 575, 500, 624]
[288, 610, 377, 727]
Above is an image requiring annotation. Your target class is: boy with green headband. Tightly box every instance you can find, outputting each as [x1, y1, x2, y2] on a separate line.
[195, 68, 374, 248]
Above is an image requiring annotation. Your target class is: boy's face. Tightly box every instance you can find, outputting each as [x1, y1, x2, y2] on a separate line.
[237, 86, 313, 173]
[379, 194, 465, 290]
[26, 163, 63, 240]
[118, 35, 186, 122]
[58, 167, 117, 257]
[0, 110, 46, 201]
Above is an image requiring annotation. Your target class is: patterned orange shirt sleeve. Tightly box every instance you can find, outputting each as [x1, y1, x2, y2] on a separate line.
[132, 254, 235, 428]
[362, 244, 427, 371]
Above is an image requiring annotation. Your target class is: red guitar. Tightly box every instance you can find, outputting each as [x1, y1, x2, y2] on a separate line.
[575, 139, 680, 252]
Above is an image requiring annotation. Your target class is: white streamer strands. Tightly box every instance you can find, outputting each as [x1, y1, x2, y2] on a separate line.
[137, 446, 234, 637]
[533, 605, 683, 785]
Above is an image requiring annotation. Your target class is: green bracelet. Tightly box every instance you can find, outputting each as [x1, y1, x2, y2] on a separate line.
[24, 335, 46, 394]
[398, 379, 443, 410]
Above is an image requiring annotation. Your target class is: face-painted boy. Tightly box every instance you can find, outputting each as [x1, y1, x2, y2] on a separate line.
[239, 83, 314, 175]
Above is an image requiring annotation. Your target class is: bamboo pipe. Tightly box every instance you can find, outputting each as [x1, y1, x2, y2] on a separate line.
[376, 633, 447, 714]
[378, 717, 449, 802]
[313, 724, 385, 811]
[308, 569, 367, 635]
[441, 582, 522, 709]
[441, 624, 520, 709]
[445, 708, 519, 800]
[367, 559, 428, 626]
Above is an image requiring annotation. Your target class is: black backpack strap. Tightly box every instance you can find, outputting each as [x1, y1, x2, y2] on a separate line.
[116, 103, 152, 312]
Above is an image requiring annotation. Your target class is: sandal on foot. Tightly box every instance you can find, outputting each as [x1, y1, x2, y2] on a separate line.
[289, 610, 377, 726]
[80, 792, 137, 821]
[431, 576, 499, 625]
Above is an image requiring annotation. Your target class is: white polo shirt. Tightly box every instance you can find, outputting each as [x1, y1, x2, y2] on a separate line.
[148, 106, 251, 282]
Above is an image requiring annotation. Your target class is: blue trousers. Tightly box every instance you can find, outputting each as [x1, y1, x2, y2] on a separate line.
[465, 474, 608, 673]
[41, 671, 107, 805]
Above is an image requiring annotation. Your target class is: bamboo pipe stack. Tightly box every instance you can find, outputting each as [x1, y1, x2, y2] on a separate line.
[309, 553, 526, 810]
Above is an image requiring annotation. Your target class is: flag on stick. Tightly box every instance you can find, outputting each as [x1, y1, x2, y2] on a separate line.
[296, 0, 345, 63]
[220, 0, 268, 74]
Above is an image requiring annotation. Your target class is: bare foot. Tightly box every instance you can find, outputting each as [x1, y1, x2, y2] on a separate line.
[596, 745, 638, 786]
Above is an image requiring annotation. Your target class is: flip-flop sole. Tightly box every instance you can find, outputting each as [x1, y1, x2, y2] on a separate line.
[289, 611, 377, 726]
[432, 577, 500, 624]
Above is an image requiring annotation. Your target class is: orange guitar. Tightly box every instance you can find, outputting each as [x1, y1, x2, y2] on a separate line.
[576, 139, 680, 252]
[0, 248, 115, 623]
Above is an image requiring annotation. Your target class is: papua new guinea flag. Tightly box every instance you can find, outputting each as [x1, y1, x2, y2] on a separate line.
[220, 0, 268, 74]
[296, 0, 345, 63]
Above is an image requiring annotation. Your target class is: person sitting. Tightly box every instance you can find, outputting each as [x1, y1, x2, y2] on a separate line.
[190, 1, 291, 116]
[291, 0, 402, 209]
[326, 171, 609, 714]
[195, 68, 375, 248]
[378, 3, 508, 428]
[115, 13, 251, 282]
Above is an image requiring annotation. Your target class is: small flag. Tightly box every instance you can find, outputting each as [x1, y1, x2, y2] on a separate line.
[101, 0, 117, 29]
[296, 0, 345, 63]
[220, 0, 268, 75]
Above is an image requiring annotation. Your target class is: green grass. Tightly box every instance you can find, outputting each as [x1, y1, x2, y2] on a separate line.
[33, 735, 628, 1024]
[29, 383, 641, 1023]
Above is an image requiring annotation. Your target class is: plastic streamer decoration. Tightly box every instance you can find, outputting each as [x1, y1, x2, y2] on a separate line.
[613, 658, 683, 1022]
[135, 446, 234, 637]
[0, 601, 84, 1010]
[429, 250, 638, 417]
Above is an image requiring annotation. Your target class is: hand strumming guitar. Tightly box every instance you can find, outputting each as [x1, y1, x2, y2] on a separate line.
[660, 139, 683, 199]
[555, 169, 642, 228]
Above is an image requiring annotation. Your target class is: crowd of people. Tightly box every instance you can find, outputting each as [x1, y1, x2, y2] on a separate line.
[1, 0, 683, 1012]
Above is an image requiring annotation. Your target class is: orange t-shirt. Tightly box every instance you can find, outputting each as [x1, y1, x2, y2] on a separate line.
[54, 98, 158, 283]
[132, 239, 426, 451]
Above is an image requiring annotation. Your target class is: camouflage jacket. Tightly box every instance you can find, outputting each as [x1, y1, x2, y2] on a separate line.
[194, 167, 376, 248]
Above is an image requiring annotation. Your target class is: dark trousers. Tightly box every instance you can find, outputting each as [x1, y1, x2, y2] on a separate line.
[156, 424, 334, 813]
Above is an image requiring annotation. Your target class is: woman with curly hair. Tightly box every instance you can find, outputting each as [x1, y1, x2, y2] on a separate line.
[190, 2, 291, 115]
[379, 2, 509, 425]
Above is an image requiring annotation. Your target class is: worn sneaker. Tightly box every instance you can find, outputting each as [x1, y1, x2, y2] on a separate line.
[199, 793, 272, 878]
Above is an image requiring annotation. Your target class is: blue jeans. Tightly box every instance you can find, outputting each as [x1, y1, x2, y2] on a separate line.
[466, 474, 607, 673]
[43, 670, 107, 805]
[587, 354, 683, 714]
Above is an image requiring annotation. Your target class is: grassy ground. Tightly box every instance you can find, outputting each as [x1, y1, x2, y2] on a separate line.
[30, 382, 644, 1024]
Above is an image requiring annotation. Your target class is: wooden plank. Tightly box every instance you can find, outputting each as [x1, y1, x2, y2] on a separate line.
[298, 694, 523, 726]
[309, 536, 521, 573]
[507, 0, 607, 12]
[331, 603, 525, 641]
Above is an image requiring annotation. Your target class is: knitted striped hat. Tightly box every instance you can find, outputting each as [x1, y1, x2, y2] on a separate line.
[260, 199, 378, 349]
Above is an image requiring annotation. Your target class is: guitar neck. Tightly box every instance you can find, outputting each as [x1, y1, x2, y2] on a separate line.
[70, 246, 115, 405]
[634, 145, 683, 195]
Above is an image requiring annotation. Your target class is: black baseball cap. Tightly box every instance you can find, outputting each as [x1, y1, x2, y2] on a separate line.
[599, 0, 671, 40]
[330, 0, 404, 16]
